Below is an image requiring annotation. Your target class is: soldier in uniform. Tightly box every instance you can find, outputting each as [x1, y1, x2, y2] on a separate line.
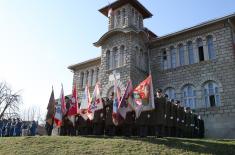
[171, 100, 178, 137]
[14, 118, 22, 136]
[165, 99, 173, 137]
[193, 113, 199, 138]
[175, 101, 184, 137]
[154, 89, 167, 138]
[105, 93, 115, 136]
[185, 107, 192, 138]
[198, 115, 205, 138]
[0, 118, 3, 137]
[92, 98, 105, 135]
[122, 109, 135, 137]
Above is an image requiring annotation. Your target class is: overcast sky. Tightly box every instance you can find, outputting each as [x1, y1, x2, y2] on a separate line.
[0, 0, 234, 120]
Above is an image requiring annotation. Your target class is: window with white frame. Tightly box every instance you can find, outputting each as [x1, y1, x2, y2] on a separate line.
[203, 81, 221, 107]
[182, 84, 197, 109]
[170, 46, 176, 68]
[179, 44, 185, 66]
[207, 35, 216, 60]
[187, 41, 194, 64]
[165, 87, 176, 100]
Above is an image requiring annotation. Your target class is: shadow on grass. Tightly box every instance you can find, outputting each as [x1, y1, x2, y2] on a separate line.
[82, 135, 235, 155]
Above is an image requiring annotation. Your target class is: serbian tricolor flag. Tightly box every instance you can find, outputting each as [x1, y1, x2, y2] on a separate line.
[68, 84, 78, 116]
[112, 79, 121, 126]
[46, 87, 56, 125]
[79, 84, 91, 120]
[87, 83, 103, 120]
[118, 80, 133, 119]
[132, 75, 154, 118]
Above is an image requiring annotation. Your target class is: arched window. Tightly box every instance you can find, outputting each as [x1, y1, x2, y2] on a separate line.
[80, 72, 84, 88]
[90, 69, 94, 86]
[116, 10, 121, 26]
[113, 47, 118, 69]
[162, 49, 168, 70]
[85, 71, 89, 86]
[170, 46, 176, 68]
[207, 35, 215, 60]
[165, 87, 176, 100]
[182, 84, 197, 109]
[144, 52, 148, 71]
[140, 49, 144, 70]
[119, 45, 125, 66]
[135, 46, 139, 67]
[203, 81, 220, 107]
[178, 44, 185, 66]
[135, 11, 138, 25]
[96, 68, 99, 83]
[197, 38, 204, 61]
[187, 41, 194, 64]
[122, 8, 126, 26]
[139, 15, 143, 28]
[106, 50, 111, 70]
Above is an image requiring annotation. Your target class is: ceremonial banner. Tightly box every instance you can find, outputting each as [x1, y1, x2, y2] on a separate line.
[112, 79, 121, 125]
[80, 84, 91, 120]
[132, 75, 154, 118]
[87, 83, 103, 120]
[54, 85, 66, 127]
[46, 87, 56, 125]
[60, 85, 66, 115]
[118, 80, 133, 119]
[67, 84, 78, 116]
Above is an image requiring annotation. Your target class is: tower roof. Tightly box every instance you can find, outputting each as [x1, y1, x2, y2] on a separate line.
[99, 0, 153, 19]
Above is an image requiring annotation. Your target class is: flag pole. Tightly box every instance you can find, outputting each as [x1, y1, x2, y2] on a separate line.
[147, 31, 152, 75]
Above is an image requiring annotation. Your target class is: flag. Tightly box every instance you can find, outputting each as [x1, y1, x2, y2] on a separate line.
[46, 87, 56, 125]
[67, 84, 78, 116]
[108, 8, 113, 17]
[132, 75, 154, 118]
[79, 84, 91, 120]
[118, 80, 133, 119]
[112, 79, 121, 126]
[87, 83, 103, 120]
[60, 84, 66, 115]
[54, 101, 62, 127]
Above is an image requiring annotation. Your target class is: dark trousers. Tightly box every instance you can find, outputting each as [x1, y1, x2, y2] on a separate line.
[123, 124, 132, 137]
[155, 125, 164, 137]
[93, 123, 104, 135]
[139, 125, 147, 137]
[106, 125, 115, 136]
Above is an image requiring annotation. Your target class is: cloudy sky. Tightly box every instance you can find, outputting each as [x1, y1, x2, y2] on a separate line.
[0, 0, 234, 121]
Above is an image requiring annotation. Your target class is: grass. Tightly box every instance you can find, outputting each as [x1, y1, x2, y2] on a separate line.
[0, 136, 235, 155]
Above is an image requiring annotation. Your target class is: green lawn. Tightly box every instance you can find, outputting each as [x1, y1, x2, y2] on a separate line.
[0, 136, 235, 155]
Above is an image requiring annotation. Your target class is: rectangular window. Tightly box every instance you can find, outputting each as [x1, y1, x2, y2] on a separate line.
[198, 46, 204, 61]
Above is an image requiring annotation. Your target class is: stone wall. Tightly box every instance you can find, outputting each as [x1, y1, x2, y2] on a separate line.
[150, 21, 235, 138]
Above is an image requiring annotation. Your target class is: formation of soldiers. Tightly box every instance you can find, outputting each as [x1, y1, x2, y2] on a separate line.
[0, 118, 38, 137]
[47, 89, 204, 138]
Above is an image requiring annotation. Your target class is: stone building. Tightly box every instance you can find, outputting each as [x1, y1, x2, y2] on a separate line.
[68, 0, 235, 138]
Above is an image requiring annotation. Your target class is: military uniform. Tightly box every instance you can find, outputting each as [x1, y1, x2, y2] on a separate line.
[166, 101, 173, 137]
[93, 105, 105, 135]
[193, 114, 199, 138]
[176, 106, 185, 137]
[105, 99, 115, 136]
[199, 119, 205, 138]
[136, 109, 154, 137]
[154, 96, 167, 137]
[77, 114, 88, 135]
[122, 111, 135, 137]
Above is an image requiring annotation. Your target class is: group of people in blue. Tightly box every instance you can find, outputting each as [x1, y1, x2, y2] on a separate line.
[0, 118, 38, 137]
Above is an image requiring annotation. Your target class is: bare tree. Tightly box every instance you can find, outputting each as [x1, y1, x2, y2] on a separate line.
[0, 82, 21, 119]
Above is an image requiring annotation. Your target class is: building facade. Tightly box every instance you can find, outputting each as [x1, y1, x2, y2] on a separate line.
[68, 0, 235, 138]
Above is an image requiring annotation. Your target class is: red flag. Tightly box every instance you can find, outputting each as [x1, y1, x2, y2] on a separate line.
[68, 84, 78, 116]
[79, 84, 91, 120]
[112, 78, 121, 126]
[132, 75, 154, 118]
